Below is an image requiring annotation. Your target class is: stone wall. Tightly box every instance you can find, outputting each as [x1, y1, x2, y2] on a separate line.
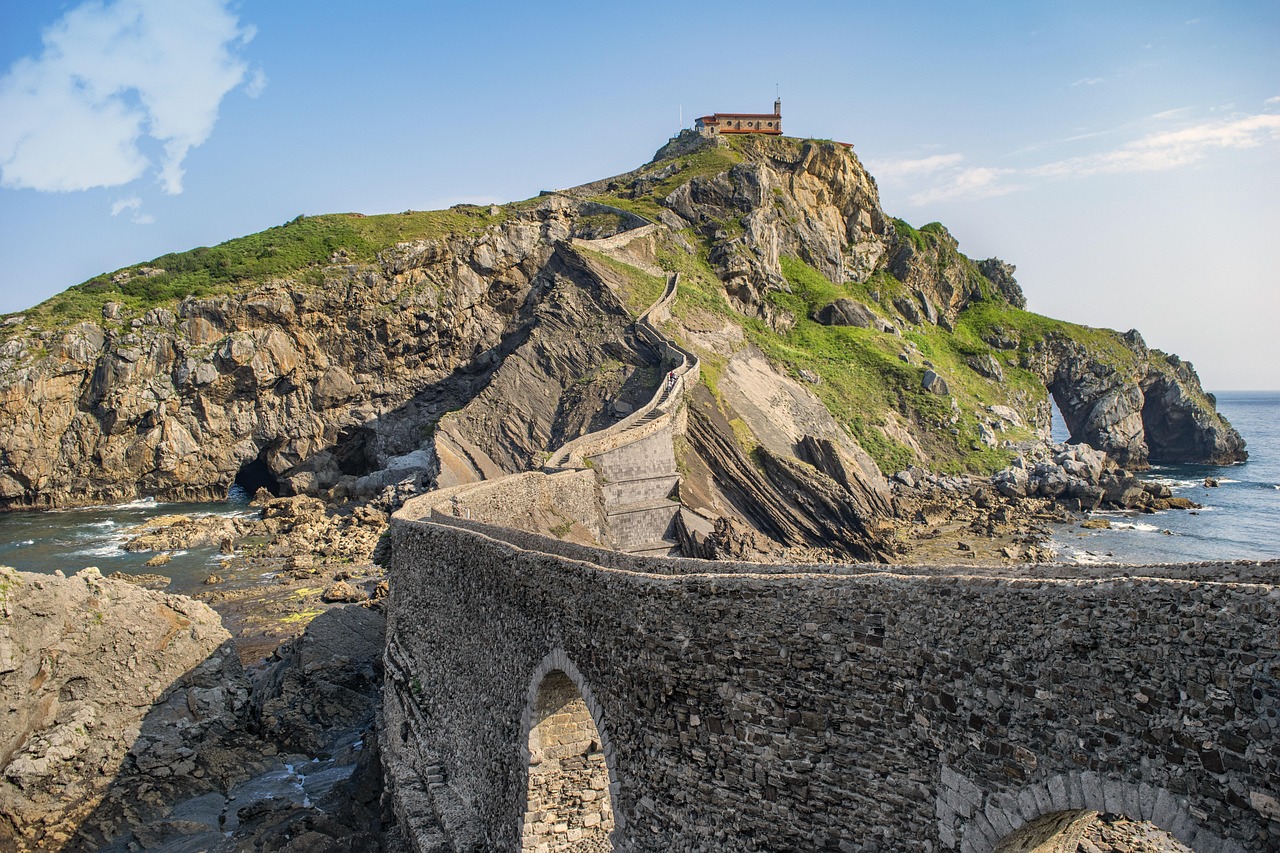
[384, 515, 1280, 852]
[410, 468, 606, 546]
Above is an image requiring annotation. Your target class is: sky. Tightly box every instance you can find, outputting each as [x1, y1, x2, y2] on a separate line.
[0, 0, 1277, 390]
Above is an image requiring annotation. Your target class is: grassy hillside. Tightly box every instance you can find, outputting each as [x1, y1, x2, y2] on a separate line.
[12, 206, 512, 329]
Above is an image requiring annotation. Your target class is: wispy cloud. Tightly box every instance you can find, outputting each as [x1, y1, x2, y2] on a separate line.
[1151, 107, 1190, 120]
[865, 153, 964, 179]
[110, 196, 141, 217]
[884, 109, 1280, 205]
[909, 167, 1019, 205]
[1264, 96, 1280, 107]
[1031, 114, 1280, 178]
[110, 195, 154, 224]
[1072, 77, 1105, 87]
[0, 0, 260, 195]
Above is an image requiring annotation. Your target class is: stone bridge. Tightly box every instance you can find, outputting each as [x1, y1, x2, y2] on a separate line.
[383, 510, 1280, 852]
[381, 222, 1278, 851]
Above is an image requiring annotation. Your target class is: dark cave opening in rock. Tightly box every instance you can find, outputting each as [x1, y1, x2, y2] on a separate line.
[231, 456, 280, 499]
[334, 426, 379, 477]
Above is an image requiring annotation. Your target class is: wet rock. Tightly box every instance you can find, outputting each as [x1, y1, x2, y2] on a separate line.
[321, 581, 366, 603]
[251, 606, 385, 754]
[106, 571, 172, 589]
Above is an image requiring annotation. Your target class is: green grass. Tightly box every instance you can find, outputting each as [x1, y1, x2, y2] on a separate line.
[957, 301, 1143, 374]
[19, 207, 509, 326]
[730, 256, 1040, 473]
[576, 248, 666, 315]
[588, 145, 744, 224]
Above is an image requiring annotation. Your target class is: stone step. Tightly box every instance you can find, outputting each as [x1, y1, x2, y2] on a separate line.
[602, 474, 678, 507]
[626, 540, 681, 557]
[606, 501, 679, 551]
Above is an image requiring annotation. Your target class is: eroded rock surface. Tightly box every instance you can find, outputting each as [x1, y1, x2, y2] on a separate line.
[0, 567, 235, 850]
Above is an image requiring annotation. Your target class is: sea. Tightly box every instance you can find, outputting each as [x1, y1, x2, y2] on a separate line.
[1048, 390, 1280, 565]
[0, 393, 1276, 586]
[0, 486, 259, 595]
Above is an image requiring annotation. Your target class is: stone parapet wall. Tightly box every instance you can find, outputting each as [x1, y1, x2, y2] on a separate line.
[404, 468, 607, 545]
[384, 515, 1280, 852]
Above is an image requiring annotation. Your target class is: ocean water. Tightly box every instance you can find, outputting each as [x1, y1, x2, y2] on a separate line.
[0, 487, 257, 594]
[0, 396, 1276, 586]
[1050, 391, 1280, 565]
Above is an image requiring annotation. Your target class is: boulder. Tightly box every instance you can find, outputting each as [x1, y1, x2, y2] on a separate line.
[813, 298, 890, 332]
[921, 370, 949, 396]
[321, 581, 366, 603]
[0, 567, 242, 852]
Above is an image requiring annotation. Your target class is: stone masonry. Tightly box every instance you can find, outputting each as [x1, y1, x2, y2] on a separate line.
[383, 512, 1280, 852]
[521, 668, 614, 851]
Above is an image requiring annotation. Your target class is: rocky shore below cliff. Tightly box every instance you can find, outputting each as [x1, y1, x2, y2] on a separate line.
[0, 495, 402, 851]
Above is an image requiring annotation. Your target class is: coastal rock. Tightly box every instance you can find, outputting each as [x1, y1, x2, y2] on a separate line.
[1040, 336, 1245, 468]
[321, 581, 366, 603]
[251, 605, 385, 754]
[0, 567, 239, 852]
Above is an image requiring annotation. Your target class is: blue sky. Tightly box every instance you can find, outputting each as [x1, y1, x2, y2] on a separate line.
[1, 0, 1277, 389]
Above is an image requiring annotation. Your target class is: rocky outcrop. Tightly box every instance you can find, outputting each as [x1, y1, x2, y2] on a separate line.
[0, 131, 1243, 525]
[655, 134, 890, 325]
[884, 221, 990, 326]
[0, 200, 633, 509]
[812, 297, 893, 332]
[0, 567, 240, 851]
[682, 385, 888, 562]
[1021, 330, 1247, 468]
[0, 565, 394, 851]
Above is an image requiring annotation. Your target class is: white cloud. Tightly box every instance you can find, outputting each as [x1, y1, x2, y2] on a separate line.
[866, 153, 964, 180]
[909, 167, 1019, 205]
[1072, 77, 1105, 87]
[110, 195, 141, 216]
[109, 194, 154, 224]
[1265, 96, 1280, 107]
[245, 67, 268, 99]
[895, 111, 1280, 206]
[0, 0, 257, 195]
[1031, 114, 1280, 178]
[1151, 107, 1190, 120]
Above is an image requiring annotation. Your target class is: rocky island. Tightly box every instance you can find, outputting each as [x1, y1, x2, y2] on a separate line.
[1, 132, 1269, 852]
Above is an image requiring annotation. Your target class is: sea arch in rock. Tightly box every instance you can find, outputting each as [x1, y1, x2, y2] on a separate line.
[519, 649, 619, 851]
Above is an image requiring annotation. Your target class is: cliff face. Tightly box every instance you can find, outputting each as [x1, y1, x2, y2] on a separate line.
[0, 132, 1244, 539]
[0, 202, 652, 508]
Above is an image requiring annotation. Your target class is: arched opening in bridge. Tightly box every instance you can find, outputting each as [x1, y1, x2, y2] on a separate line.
[521, 669, 614, 851]
[230, 455, 279, 501]
[993, 810, 1192, 853]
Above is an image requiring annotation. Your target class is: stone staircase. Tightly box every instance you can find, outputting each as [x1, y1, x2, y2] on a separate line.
[545, 267, 699, 556]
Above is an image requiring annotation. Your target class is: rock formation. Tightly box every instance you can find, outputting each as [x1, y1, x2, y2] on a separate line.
[0, 565, 392, 851]
[0, 131, 1246, 559]
[0, 567, 237, 850]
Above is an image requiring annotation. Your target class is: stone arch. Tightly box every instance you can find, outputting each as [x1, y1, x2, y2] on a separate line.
[944, 769, 1246, 853]
[519, 648, 621, 851]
